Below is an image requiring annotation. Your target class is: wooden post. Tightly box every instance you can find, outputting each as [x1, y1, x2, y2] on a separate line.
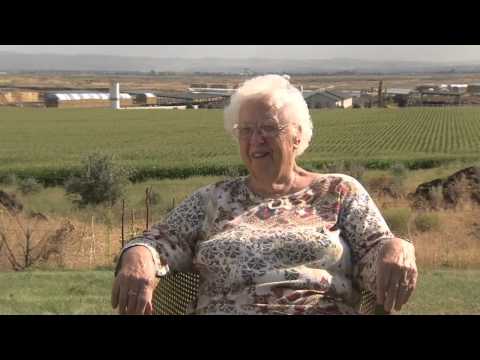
[121, 199, 125, 248]
[106, 226, 111, 265]
[131, 209, 135, 237]
[378, 80, 384, 108]
[145, 187, 150, 231]
[106, 208, 112, 265]
[90, 216, 95, 268]
[25, 226, 31, 269]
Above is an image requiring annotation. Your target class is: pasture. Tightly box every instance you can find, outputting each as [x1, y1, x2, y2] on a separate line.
[1, 107, 479, 183]
[1, 268, 479, 314]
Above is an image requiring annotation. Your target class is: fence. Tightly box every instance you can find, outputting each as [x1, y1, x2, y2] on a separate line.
[0, 188, 158, 271]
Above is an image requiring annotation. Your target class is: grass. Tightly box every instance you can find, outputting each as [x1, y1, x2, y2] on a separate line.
[400, 268, 480, 315]
[0, 175, 224, 223]
[0, 270, 116, 315]
[0, 268, 478, 315]
[5, 162, 476, 223]
[1, 107, 479, 183]
[363, 160, 480, 194]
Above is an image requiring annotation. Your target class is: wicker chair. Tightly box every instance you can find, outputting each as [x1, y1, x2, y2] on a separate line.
[152, 272, 389, 315]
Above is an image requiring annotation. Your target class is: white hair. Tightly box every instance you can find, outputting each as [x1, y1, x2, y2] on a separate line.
[224, 74, 313, 157]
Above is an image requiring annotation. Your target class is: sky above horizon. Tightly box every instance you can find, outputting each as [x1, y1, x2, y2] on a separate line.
[1, 45, 480, 62]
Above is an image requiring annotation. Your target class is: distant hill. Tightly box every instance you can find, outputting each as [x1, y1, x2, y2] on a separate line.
[1, 51, 480, 74]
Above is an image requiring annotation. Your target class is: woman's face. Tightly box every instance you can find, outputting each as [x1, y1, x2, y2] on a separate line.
[237, 98, 299, 181]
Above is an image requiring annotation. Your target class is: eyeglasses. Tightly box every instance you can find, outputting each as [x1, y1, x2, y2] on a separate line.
[234, 124, 288, 138]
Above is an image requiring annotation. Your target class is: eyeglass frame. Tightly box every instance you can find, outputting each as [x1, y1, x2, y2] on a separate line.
[233, 123, 289, 139]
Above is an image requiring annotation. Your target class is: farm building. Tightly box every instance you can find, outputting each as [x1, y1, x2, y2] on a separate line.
[418, 91, 463, 106]
[467, 83, 480, 94]
[384, 88, 414, 107]
[0, 90, 40, 105]
[156, 92, 228, 107]
[134, 93, 157, 106]
[44, 92, 133, 108]
[385, 88, 413, 96]
[210, 84, 229, 89]
[188, 85, 236, 96]
[449, 84, 468, 92]
[416, 84, 439, 92]
[197, 97, 230, 109]
[303, 91, 353, 109]
[156, 92, 197, 106]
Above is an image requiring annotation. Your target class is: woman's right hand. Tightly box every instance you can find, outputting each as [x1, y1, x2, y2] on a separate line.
[111, 246, 157, 315]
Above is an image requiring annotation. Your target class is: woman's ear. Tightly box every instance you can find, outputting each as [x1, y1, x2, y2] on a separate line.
[293, 137, 300, 148]
[293, 126, 302, 148]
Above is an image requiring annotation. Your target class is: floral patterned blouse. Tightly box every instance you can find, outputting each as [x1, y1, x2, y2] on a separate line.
[119, 174, 395, 315]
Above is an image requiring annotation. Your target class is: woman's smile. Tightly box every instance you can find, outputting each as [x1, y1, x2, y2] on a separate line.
[251, 151, 270, 159]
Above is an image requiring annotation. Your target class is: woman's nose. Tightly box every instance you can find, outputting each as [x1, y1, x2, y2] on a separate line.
[250, 130, 266, 144]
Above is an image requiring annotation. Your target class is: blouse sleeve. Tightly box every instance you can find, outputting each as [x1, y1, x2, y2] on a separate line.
[336, 175, 395, 294]
[115, 185, 213, 276]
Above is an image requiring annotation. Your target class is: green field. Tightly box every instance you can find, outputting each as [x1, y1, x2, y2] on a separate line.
[0, 268, 478, 314]
[1, 107, 480, 183]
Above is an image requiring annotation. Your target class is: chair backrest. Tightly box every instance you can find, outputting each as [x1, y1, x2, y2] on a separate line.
[152, 272, 389, 315]
[152, 272, 200, 315]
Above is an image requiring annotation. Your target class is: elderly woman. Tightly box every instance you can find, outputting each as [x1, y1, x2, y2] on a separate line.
[112, 74, 417, 315]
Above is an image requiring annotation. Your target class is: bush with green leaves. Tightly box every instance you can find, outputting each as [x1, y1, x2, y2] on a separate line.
[390, 162, 408, 193]
[147, 188, 162, 205]
[322, 161, 346, 174]
[18, 177, 43, 195]
[345, 163, 366, 184]
[1, 173, 18, 186]
[64, 153, 131, 207]
[414, 212, 441, 233]
[391, 162, 407, 178]
[382, 207, 412, 237]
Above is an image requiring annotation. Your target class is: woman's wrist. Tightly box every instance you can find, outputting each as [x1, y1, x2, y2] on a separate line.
[116, 244, 167, 277]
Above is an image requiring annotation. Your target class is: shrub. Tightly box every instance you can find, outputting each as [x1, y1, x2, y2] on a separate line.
[428, 185, 444, 209]
[382, 207, 412, 237]
[18, 177, 43, 195]
[64, 152, 131, 207]
[414, 212, 441, 233]
[365, 159, 393, 170]
[390, 162, 408, 194]
[1, 173, 18, 186]
[365, 174, 401, 198]
[147, 188, 162, 205]
[223, 165, 242, 179]
[0, 212, 74, 271]
[323, 161, 346, 174]
[345, 163, 366, 184]
[391, 162, 407, 179]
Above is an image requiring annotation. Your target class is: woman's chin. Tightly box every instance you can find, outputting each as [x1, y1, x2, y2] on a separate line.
[251, 157, 268, 162]
[251, 165, 274, 177]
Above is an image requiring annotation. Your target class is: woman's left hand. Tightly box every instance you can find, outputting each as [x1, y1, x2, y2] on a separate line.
[376, 238, 418, 313]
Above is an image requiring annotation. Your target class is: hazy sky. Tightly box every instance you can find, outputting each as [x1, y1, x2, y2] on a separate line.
[1, 45, 480, 62]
